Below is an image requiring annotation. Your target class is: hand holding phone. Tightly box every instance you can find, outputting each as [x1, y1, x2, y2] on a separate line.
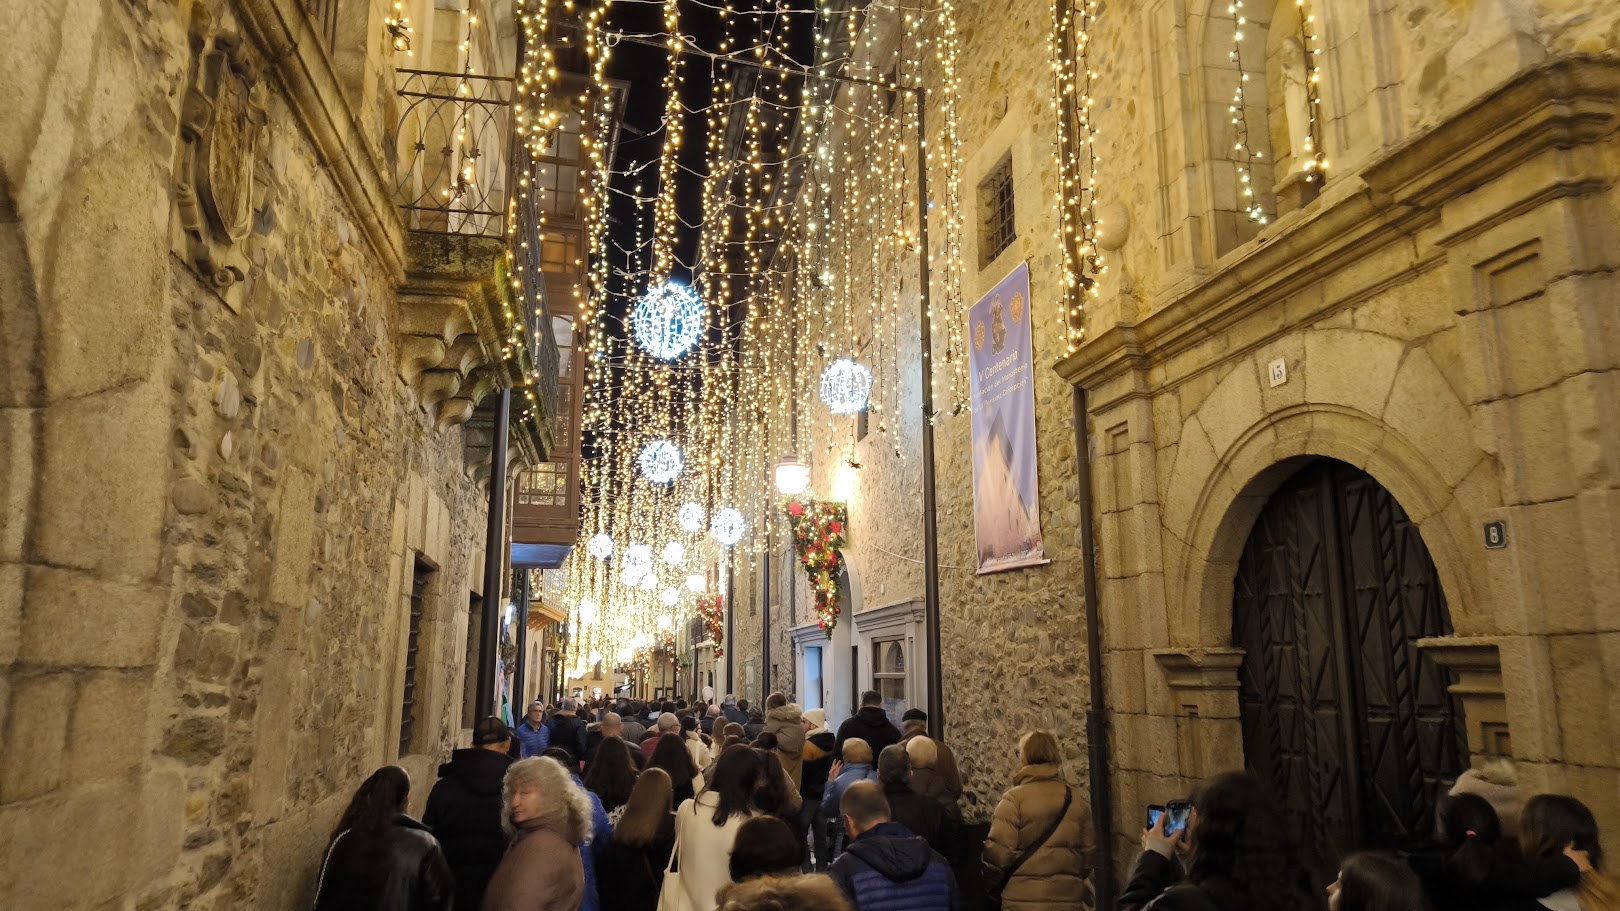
[1146, 804, 1165, 830]
[1165, 800, 1192, 838]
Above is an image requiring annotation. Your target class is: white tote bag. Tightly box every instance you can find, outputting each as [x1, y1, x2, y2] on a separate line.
[656, 802, 697, 911]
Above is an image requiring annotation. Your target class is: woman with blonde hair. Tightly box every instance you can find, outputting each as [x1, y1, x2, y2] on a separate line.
[597, 767, 676, 911]
[1519, 794, 1618, 911]
[483, 757, 595, 911]
[983, 730, 1096, 911]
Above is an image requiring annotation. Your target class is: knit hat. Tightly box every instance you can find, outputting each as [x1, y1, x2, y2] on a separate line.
[1450, 760, 1523, 836]
[803, 708, 829, 735]
[473, 716, 511, 746]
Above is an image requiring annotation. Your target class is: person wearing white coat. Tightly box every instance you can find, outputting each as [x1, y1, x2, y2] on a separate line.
[660, 745, 760, 911]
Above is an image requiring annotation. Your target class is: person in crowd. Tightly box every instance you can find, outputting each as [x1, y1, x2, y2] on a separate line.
[483, 757, 592, 911]
[836, 690, 902, 760]
[704, 703, 723, 736]
[1324, 852, 1431, 911]
[799, 708, 837, 870]
[745, 703, 767, 741]
[755, 747, 804, 825]
[906, 734, 965, 823]
[583, 734, 638, 823]
[1408, 792, 1581, 911]
[643, 711, 682, 763]
[314, 765, 452, 910]
[900, 710, 963, 819]
[723, 694, 749, 725]
[651, 729, 702, 810]
[514, 701, 551, 759]
[981, 730, 1092, 910]
[621, 703, 648, 744]
[583, 711, 619, 773]
[764, 693, 807, 789]
[730, 815, 810, 882]
[878, 744, 954, 864]
[717, 873, 855, 911]
[548, 698, 589, 768]
[682, 710, 713, 770]
[1450, 758, 1525, 838]
[1518, 793, 1618, 911]
[542, 747, 614, 911]
[596, 767, 677, 911]
[1118, 770, 1317, 911]
[822, 737, 881, 860]
[665, 745, 763, 911]
[719, 722, 749, 753]
[421, 717, 515, 911]
[829, 780, 961, 910]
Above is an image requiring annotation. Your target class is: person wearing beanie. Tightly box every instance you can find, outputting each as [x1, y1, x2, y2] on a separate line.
[798, 708, 837, 869]
[1448, 758, 1524, 837]
[422, 716, 516, 911]
[898, 709, 963, 819]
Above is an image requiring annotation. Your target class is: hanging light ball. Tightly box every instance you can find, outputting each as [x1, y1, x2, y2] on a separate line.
[638, 439, 683, 484]
[636, 571, 659, 591]
[710, 507, 745, 547]
[662, 540, 686, 566]
[677, 502, 706, 533]
[577, 599, 600, 627]
[621, 544, 653, 583]
[658, 613, 674, 631]
[586, 532, 613, 561]
[685, 573, 706, 593]
[819, 358, 873, 414]
[631, 282, 706, 360]
[661, 587, 680, 607]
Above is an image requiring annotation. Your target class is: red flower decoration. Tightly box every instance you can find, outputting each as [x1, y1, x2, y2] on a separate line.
[787, 501, 805, 517]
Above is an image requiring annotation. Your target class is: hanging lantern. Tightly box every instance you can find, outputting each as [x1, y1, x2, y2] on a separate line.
[621, 544, 653, 583]
[638, 439, 683, 484]
[819, 358, 873, 414]
[630, 282, 705, 360]
[685, 572, 706, 593]
[586, 532, 613, 561]
[677, 502, 706, 533]
[660, 587, 680, 607]
[662, 541, 686, 566]
[774, 455, 810, 496]
[710, 507, 745, 547]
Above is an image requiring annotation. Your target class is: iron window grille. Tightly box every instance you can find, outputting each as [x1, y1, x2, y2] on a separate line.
[400, 560, 431, 755]
[979, 153, 1016, 265]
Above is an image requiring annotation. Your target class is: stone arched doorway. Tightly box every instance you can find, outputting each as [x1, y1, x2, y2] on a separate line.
[1233, 458, 1467, 883]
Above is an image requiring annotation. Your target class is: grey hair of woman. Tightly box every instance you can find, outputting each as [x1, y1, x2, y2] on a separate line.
[500, 756, 595, 844]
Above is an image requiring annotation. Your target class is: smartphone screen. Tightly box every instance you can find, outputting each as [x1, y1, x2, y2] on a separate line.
[1166, 801, 1192, 837]
[1146, 805, 1165, 830]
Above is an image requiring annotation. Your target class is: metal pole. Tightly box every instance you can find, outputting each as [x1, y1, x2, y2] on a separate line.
[513, 568, 530, 717]
[913, 88, 945, 741]
[762, 535, 772, 695]
[1074, 386, 1116, 908]
[725, 558, 736, 695]
[477, 387, 512, 718]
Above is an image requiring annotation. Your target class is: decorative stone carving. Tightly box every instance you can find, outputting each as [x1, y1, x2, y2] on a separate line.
[176, 13, 269, 309]
[1419, 637, 1510, 759]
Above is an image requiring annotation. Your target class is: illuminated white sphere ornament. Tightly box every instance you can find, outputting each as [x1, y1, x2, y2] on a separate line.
[636, 572, 658, 591]
[710, 507, 745, 547]
[661, 587, 680, 607]
[577, 599, 600, 627]
[819, 358, 873, 415]
[661, 541, 685, 566]
[638, 439, 683, 484]
[631, 282, 706, 360]
[587, 532, 613, 561]
[621, 544, 653, 583]
[685, 573, 706, 593]
[677, 502, 706, 533]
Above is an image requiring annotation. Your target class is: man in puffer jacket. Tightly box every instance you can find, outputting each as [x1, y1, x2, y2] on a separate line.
[835, 690, 902, 760]
[763, 692, 806, 788]
[822, 738, 881, 861]
[830, 781, 963, 911]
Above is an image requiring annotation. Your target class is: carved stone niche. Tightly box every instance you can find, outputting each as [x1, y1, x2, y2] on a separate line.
[175, 9, 269, 311]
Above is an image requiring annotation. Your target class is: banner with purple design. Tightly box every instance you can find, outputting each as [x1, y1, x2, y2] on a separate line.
[967, 262, 1046, 573]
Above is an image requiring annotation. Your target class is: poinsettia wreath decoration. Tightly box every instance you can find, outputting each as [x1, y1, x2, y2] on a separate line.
[697, 594, 725, 657]
[785, 497, 848, 630]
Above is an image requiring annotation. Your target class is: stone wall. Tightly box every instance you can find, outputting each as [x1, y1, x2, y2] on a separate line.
[0, 0, 505, 907]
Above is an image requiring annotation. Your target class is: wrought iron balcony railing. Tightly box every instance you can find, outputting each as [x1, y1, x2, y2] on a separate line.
[394, 69, 513, 239]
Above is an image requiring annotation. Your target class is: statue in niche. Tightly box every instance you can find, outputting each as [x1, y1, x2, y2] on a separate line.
[1269, 30, 1312, 177]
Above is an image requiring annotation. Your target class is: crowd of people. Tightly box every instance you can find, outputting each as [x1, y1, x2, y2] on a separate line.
[311, 692, 1616, 911]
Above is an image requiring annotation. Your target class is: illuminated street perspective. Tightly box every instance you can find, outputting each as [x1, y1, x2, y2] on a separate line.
[1, 0, 1618, 908]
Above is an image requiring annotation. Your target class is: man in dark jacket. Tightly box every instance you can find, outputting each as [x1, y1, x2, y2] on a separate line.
[547, 697, 589, 767]
[876, 744, 956, 866]
[422, 716, 515, 911]
[836, 690, 903, 760]
[799, 708, 838, 869]
[722, 694, 749, 725]
[830, 781, 962, 911]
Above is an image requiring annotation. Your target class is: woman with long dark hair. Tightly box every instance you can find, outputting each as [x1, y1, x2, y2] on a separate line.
[314, 766, 452, 910]
[753, 748, 803, 824]
[1518, 794, 1617, 911]
[1410, 792, 1581, 911]
[1327, 852, 1430, 911]
[584, 735, 638, 821]
[663, 745, 763, 911]
[1119, 770, 1320, 911]
[651, 730, 701, 810]
[596, 767, 678, 911]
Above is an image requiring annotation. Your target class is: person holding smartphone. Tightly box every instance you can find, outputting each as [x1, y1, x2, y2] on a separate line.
[1119, 771, 1322, 911]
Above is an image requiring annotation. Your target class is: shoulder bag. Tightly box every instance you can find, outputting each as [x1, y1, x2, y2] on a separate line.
[985, 786, 1072, 911]
[656, 802, 696, 911]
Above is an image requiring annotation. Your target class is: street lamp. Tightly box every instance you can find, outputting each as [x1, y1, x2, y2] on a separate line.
[775, 454, 809, 496]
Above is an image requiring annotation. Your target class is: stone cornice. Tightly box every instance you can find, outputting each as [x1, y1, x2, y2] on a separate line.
[234, 0, 407, 283]
[1055, 56, 1620, 400]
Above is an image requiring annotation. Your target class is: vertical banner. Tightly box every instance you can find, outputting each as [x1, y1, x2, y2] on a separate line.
[968, 262, 1046, 573]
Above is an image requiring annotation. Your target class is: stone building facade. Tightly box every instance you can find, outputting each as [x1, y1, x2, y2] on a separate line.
[0, 0, 549, 907]
[1059, 0, 1620, 882]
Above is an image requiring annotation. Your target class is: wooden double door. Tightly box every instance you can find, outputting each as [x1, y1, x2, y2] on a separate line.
[1233, 459, 1467, 885]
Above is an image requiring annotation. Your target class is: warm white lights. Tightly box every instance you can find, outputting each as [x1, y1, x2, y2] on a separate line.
[638, 439, 683, 484]
[833, 460, 861, 502]
[586, 532, 613, 561]
[660, 587, 680, 607]
[578, 599, 600, 628]
[677, 502, 706, 533]
[621, 544, 653, 583]
[685, 572, 706, 593]
[710, 508, 745, 547]
[819, 358, 873, 414]
[661, 541, 685, 566]
[774, 456, 810, 496]
[630, 282, 705, 360]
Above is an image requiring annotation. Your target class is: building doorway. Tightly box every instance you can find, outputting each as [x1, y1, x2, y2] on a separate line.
[1233, 459, 1467, 884]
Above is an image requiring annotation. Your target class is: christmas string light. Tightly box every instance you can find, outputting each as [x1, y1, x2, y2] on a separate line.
[1228, 0, 1268, 224]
